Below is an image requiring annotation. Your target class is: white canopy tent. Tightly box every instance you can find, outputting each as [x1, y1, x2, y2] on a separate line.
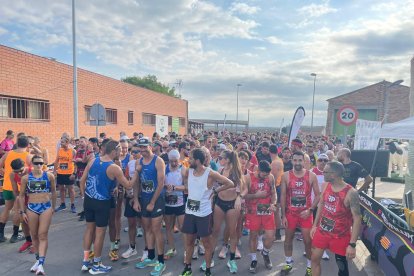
[379, 116, 414, 140]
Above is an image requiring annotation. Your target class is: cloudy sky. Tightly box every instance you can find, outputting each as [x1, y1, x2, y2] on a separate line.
[1, 0, 413, 127]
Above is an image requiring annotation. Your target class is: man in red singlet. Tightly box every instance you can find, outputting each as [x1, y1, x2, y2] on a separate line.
[311, 161, 361, 276]
[280, 151, 320, 276]
[242, 160, 277, 273]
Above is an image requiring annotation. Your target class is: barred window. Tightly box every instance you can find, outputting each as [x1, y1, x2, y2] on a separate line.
[84, 106, 117, 124]
[128, 111, 134, 125]
[142, 113, 156, 125]
[0, 95, 50, 121]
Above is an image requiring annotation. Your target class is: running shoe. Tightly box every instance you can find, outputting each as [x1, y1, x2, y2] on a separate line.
[281, 262, 293, 274]
[137, 227, 144, 237]
[165, 248, 177, 259]
[19, 241, 32, 252]
[242, 228, 249, 236]
[0, 233, 6, 242]
[198, 243, 205, 255]
[140, 250, 148, 262]
[218, 244, 229, 259]
[123, 227, 129, 232]
[322, 251, 330, 260]
[261, 251, 272, 270]
[235, 247, 241, 259]
[35, 264, 45, 275]
[249, 260, 257, 274]
[179, 269, 193, 276]
[30, 260, 40, 272]
[71, 204, 76, 213]
[9, 234, 24, 243]
[136, 258, 157, 269]
[89, 263, 112, 275]
[305, 267, 312, 276]
[55, 203, 66, 212]
[109, 249, 119, 261]
[121, 247, 137, 259]
[192, 245, 198, 260]
[227, 260, 238, 274]
[150, 261, 166, 276]
[200, 260, 215, 272]
[81, 261, 91, 272]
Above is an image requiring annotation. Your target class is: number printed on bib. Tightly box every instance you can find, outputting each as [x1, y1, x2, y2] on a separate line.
[59, 163, 68, 170]
[320, 216, 336, 232]
[28, 180, 47, 192]
[291, 196, 306, 207]
[166, 194, 178, 205]
[256, 204, 271, 215]
[187, 199, 200, 212]
[142, 180, 155, 193]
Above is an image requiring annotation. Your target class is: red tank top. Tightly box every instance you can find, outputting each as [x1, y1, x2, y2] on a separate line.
[286, 170, 312, 215]
[318, 183, 353, 237]
[246, 172, 273, 216]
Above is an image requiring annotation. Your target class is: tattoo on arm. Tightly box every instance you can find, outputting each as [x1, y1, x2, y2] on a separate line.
[349, 190, 361, 216]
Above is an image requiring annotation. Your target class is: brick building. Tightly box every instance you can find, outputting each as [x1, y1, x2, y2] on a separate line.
[0, 45, 188, 161]
[326, 81, 410, 136]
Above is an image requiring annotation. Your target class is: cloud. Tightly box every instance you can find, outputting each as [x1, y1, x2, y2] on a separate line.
[297, 0, 337, 18]
[266, 36, 285, 45]
[0, 26, 7, 35]
[230, 2, 260, 15]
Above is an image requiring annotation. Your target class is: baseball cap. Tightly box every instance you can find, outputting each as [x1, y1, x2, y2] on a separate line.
[138, 137, 150, 146]
[218, 144, 227, 151]
[318, 153, 329, 160]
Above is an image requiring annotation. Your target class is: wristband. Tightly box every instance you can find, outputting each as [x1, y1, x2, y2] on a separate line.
[19, 210, 26, 215]
[348, 242, 356, 248]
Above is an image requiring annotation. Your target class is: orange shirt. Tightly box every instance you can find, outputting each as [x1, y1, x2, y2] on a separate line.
[180, 157, 190, 169]
[3, 150, 29, 191]
[56, 148, 75, 175]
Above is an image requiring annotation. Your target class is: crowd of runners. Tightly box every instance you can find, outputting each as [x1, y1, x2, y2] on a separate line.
[0, 129, 369, 276]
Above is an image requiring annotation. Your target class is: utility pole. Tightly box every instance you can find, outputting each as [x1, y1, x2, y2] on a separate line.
[236, 83, 242, 134]
[72, 0, 79, 138]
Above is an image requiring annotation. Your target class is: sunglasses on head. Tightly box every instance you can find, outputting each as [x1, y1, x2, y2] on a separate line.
[33, 162, 44, 166]
[13, 168, 24, 174]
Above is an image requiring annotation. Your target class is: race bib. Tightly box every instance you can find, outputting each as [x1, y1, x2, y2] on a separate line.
[320, 216, 335, 232]
[166, 194, 178, 205]
[142, 180, 155, 193]
[256, 204, 271, 216]
[28, 180, 47, 192]
[59, 163, 68, 170]
[187, 199, 200, 212]
[291, 196, 306, 207]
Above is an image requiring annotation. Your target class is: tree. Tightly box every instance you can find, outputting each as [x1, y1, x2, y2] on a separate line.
[122, 75, 180, 98]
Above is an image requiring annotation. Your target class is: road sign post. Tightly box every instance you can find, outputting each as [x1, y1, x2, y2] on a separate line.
[90, 103, 106, 138]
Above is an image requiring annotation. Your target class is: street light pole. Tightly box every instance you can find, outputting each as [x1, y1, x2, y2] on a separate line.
[383, 79, 404, 124]
[310, 73, 317, 133]
[72, 0, 79, 138]
[236, 83, 242, 134]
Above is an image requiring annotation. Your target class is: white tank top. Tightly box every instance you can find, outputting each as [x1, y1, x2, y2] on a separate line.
[128, 159, 137, 178]
[165, 166, 184, 207]
[186, 167, 212, 217]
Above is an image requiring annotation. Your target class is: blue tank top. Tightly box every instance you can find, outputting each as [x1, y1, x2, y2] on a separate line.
[139, 155, 162, 200]
[27, 172, 51, 194]
[120, 153, 130, 172]
[85, 158, 116, 200]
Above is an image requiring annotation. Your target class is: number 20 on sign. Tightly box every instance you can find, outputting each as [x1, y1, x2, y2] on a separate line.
[337, 105, 358, 126]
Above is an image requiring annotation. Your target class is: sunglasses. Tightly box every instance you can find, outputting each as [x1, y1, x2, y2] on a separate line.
[33, 162, 44, 166]
[318, 159, 329, 162]
[131, 150, 140, 154]
[162, 146, 169, 149]
[13, 169, 24, 174]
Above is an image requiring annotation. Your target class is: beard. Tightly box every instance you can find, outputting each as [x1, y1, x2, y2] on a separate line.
[184, 152, 189, 157]
[294, 164, 302, 171]
[190, 163, 197, 169]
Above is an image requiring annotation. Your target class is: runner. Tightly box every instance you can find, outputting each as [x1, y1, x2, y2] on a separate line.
[269, 144, 284, 241]
[210, 150, 244, 274]
[281, 148, 293, 172]
[19, 155, 56, 276]
[0, 135, 31, 243]
[0, 130, 15, 158]
[163, 149, 186, 260]
[280, 151, 320, 276]
[255, 142, 272, 164]
[178, 141, 190, 168]
[133, 137, 167, 276]
[242, 160, 277, 273]
[54, 136, 76, 213]
[179, 148, 234, 276]
[311, 161, 362, 276]
[80, 139, 133, 274]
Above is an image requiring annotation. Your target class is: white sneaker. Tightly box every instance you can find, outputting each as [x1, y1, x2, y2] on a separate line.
[36, 264, 45, 275]
[137, 227, 144, 237]
[257, 236, 264, 251]
[218, 245, 228, 259]
[322, 251, 330, 260]
[122, 247, 138, 259]
[198, 243, 205, 255]
[192, 245, 198, 259]
[30, 260, 40, 272]
[140, 250, 148, 262]
[123, 227, 129, 232]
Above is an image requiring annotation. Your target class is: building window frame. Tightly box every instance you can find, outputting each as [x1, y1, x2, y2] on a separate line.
[84, 105, 117, 125]
[142, 113, 156, 126]
[128, 111, 134, 125]
[0, 95, 50, 121]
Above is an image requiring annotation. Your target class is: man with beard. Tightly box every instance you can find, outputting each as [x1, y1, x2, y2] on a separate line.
[281, 147, 293, 172]
[311, 161, 361, 276]
[255, 142, 272, 164]
[133, 137, 167, 276]
[242, 161, 277, 273]
[280, 151, 320, 276]
[178, 142, 190, 168]
[337, 148, 372, 192]
[290, 139, 311, 170]
[80, 140, 133, 274]
[179, 148, 234, 276]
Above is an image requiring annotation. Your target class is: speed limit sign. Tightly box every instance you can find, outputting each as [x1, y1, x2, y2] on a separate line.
[337, 105, 358, 126]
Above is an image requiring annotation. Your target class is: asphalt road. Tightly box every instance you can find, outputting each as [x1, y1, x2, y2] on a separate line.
[0, 198, 368, 276]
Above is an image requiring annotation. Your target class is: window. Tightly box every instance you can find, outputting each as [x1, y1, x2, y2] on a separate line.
[168, 116, 172, 126]
[84, 106, 117, 124]
[179, 117, 186, 127]
[142, 113, 156, 125]
[128, 111, 134, 125]
[0, 95, 50, 121]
